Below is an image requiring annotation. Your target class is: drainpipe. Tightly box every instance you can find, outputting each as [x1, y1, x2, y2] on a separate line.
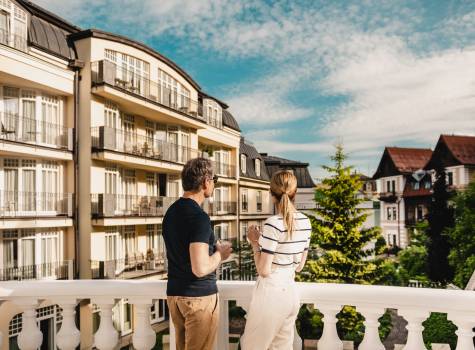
[68, 59, 85, 279]
[237, 178, 241, 280]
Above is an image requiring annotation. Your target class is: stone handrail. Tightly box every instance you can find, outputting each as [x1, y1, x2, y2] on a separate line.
[0, 280, 474, 350]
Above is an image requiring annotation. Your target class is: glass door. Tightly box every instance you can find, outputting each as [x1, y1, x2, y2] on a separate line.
[21, 92, 36, 142]
[21, 237, 35, 279]
[41, 235, 58, 278]
[22, 169, 36, 212]
[41, 96, 60, 146]
[2, 87, 19, 141]
[0, 11, 9, 45]
[122, 170, 136, 214]
[4, 162, 19, 214]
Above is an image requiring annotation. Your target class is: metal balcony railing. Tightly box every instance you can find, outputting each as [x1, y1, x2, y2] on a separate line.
[91, 126, 200, 164]
[91, 193, 178, 218]
[0, 191, 74, 217]
[0, 112, 72, 150]
[208, 159, 236, 178]
[202, 200, 237, 216]
[0, 260, 74, 281]
[0, 28, 27, 52]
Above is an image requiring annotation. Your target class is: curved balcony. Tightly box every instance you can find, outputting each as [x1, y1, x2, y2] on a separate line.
[0, 280, 473, 349]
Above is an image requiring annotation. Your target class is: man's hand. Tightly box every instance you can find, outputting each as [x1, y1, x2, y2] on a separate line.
[216, 240, 233, 260]
[247, 225, 261, 244]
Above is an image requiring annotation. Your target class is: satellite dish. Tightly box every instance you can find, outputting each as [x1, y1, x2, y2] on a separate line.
[412, 169, 426, 182]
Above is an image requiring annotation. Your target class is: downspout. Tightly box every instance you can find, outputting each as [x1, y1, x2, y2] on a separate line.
[69, 59, 85, 279]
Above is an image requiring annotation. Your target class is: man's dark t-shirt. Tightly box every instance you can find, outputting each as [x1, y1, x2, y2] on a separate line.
[163, 197, 217, 297]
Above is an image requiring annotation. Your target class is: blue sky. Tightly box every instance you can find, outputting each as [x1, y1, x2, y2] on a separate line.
[36, 0, 475, 179]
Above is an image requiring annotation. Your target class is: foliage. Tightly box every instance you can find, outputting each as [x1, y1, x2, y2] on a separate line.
[151, 332, 164, 350]
[448, 180, 475, 288]
[397, 245, 429, 285]
[422, 313, 457, 349]
[304, 145, 385, 284]
[426, 161, 455, 283]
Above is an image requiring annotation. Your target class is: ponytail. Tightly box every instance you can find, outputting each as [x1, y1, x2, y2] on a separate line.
[280, 193, 296, 239]
[271, 170, 298, 240]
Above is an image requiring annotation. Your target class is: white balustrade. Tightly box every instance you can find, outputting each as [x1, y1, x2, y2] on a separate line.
[0, 280, 473, 350]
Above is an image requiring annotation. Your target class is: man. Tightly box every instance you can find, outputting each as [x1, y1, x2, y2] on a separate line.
[163, 157, 233, 350]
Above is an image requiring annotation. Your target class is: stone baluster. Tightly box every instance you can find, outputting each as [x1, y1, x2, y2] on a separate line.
[0, 330, 3, 349]
[93, 297, 119, 350]
[398, 309, 429, 350]
[169, 316, 177, 350]
[294, 323, 303, 350]
[216, 297, 229, 350]
[130, 297, 156, 350]
[56, 298, 81, 350]
[448, 313, 475, 350]
[16, 299, 43, 350]
[358, 307, 385, 350]
[315, 303, 343, 350]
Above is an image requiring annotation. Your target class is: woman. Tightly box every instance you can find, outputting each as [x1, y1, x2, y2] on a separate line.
[240, 170, 311, 350]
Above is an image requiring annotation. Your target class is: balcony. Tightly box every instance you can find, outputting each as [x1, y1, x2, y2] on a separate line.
[202, 200, 237, 216]
[91, 126, 200, 166]
[379, 191, 399, 202]
[0, 112, 72, 151]
[208, 159, 236, 178]
[91, 194, 178, 218]
[0, 191, 74, 218]
[91, 60, 203, 118]
[91, 251, 166, 280]
[0, 260, 74, 281]
[0, 28, 27, 52]
[0, 280, 473, 350]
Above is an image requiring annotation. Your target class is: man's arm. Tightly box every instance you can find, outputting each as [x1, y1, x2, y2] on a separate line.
[189, 243, 222, 278]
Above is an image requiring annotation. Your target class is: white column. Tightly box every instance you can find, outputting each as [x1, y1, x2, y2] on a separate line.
[358, 307, 385, 350]
[316, 303, 343, 350]
[448, 313, 475, 350]
[16, 299, 43, 350]
[130, 297, 156, 350]
[93, 297, 119, 350]
[56, 299, 81, 350]
[169, 316, 177, 350]
[216, 298, 229, 350]
[293, 323, 303, 350]
[399, 309, 429, 350]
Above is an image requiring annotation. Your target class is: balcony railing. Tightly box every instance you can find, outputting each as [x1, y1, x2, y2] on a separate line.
[202, 200, 237, 216]
[0, 112, 72, 150]
[208, 159, 236, 178]
[91, 126, 200, 164]
[0, 260, 74, 281]
[91, 60, 202, 118]
[0, 280, 473, 350]
[91, 193, 178, 218]
[91, 251, 166, 280]
[0, 191, 74, 218]
[0, 28, 27, 52]
[379, 191, 399, 202]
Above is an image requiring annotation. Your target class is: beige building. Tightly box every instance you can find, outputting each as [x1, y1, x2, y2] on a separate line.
[0, 0, 242, 348]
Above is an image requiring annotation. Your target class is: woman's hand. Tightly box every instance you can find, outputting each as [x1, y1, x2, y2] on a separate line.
[247, 225, 261, 245]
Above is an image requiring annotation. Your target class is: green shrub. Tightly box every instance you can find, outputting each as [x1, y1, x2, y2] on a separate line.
[422, 313, 457, 349]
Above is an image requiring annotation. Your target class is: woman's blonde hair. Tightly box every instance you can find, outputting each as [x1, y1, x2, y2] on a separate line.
[270, 170, 298, 238]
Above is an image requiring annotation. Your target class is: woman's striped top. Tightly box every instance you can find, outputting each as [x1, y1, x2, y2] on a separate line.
[258, 212, 311, 268]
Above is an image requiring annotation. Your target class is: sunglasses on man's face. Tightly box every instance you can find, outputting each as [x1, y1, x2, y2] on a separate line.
[212, 175, 218, 184]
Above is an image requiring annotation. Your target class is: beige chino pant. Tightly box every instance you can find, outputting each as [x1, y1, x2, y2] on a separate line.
[240, 269, 300, 350]
[167, 294, 219, 350]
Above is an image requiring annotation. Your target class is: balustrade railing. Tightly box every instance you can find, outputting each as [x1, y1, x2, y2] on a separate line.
[0, 112, 72, 150]
[0, 260, 74, 281]
[0, 191, 74, 217]
[91, 193, 178, 218]
[91, 252, 166, 279]
[0, 280, 473, 350]
[91, 126, 200, 164]
[202, 200, 237, 216]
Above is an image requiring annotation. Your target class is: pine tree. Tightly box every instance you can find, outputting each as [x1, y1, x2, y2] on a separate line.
[304, 145, 383, 284]
[426, 160, 454, 283]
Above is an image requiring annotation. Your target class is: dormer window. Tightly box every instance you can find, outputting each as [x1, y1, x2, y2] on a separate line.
[241, 154, 247, 174]
[0, 2, 27, 52]
[255, 159, 261, 177]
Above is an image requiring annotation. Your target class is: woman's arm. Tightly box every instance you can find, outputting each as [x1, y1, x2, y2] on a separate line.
[248, 225, 273, 277]
[295, 250, 308, 273]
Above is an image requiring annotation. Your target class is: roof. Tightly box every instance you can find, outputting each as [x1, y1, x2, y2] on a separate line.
[261, 154, 316, 188]
[222, 110, 240, 132]
[240, 138, 270, 181]
[373, 147, 433, 178]
[425, 135, 475, 169]
[17, 0, 81, 32]
[69, 29, 201, 91]
[200, 91, 229, 109]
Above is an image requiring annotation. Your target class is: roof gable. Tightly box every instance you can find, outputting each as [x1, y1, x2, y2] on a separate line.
[373, 147, 432, 178]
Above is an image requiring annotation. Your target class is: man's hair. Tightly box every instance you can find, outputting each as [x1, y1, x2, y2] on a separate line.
[181, 158, 213, 192]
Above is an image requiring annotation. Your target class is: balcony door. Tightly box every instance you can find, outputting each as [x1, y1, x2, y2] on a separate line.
[121, 169, 136, 214]
[105, 167, 118, 214]
[121, 114, 135, 153]
[41, 96, 60, 146]
[122, 226, 136, 261]
[2, 231, 18, 271]
[0, 11, 9, 45]
[3, 159, 18, 214]
[41, 234, 58, 278]
[2, 87, 19, 141]
[21, 91, 36, 142]
[21, 235, 35, 279]
[168, 127, 179, 162]
[22, 166, 36, 213]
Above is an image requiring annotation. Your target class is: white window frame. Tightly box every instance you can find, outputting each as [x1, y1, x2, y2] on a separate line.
[255, 158, 261, 177]
[241, 154, 247, 174]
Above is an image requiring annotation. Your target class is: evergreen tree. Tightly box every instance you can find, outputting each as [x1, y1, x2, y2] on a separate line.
[304, 144, 383, 284]
[448, 180, 475, 288]
[426, 160, 454, 283]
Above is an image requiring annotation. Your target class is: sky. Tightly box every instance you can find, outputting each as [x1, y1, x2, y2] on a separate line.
[35, 0, 475, 179]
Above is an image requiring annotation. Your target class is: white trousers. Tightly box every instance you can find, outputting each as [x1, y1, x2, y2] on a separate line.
[240, 268, 300, 350]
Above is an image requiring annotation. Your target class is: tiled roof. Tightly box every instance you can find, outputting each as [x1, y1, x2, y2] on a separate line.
[240, 138, 269, 181]
[440, 135, 475, 166]
[386, 147, 433, 173]
[261, 154, 316, 188]
[223, 110, 241, 132]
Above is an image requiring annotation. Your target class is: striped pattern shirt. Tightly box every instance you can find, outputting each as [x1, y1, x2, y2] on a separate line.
[259, 212, 311, 268]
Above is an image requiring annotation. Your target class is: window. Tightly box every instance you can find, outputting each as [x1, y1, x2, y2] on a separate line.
[255, 159, 261, 177]
[256, 191, 262, 212]
[0, 2, 27, 51]
[386, 180, 391, 192]
[391, 180, 396, 192]
[387, 207, 392, 221]
[122, 226, 136, 257]
[416, 205, 424, 221]
[423, 180, 431, 189]
[105, 227, 118, 261]
[105, 50, 150, 96]
[413, 181, 420, 190]
[447, 172, 453, 186]
[241, 221, 248, 241]
[241, 154, 247, 174]
[392, 207, 397, 221]
[241, 189, 248, 212]
[214, 223, 229, 240]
